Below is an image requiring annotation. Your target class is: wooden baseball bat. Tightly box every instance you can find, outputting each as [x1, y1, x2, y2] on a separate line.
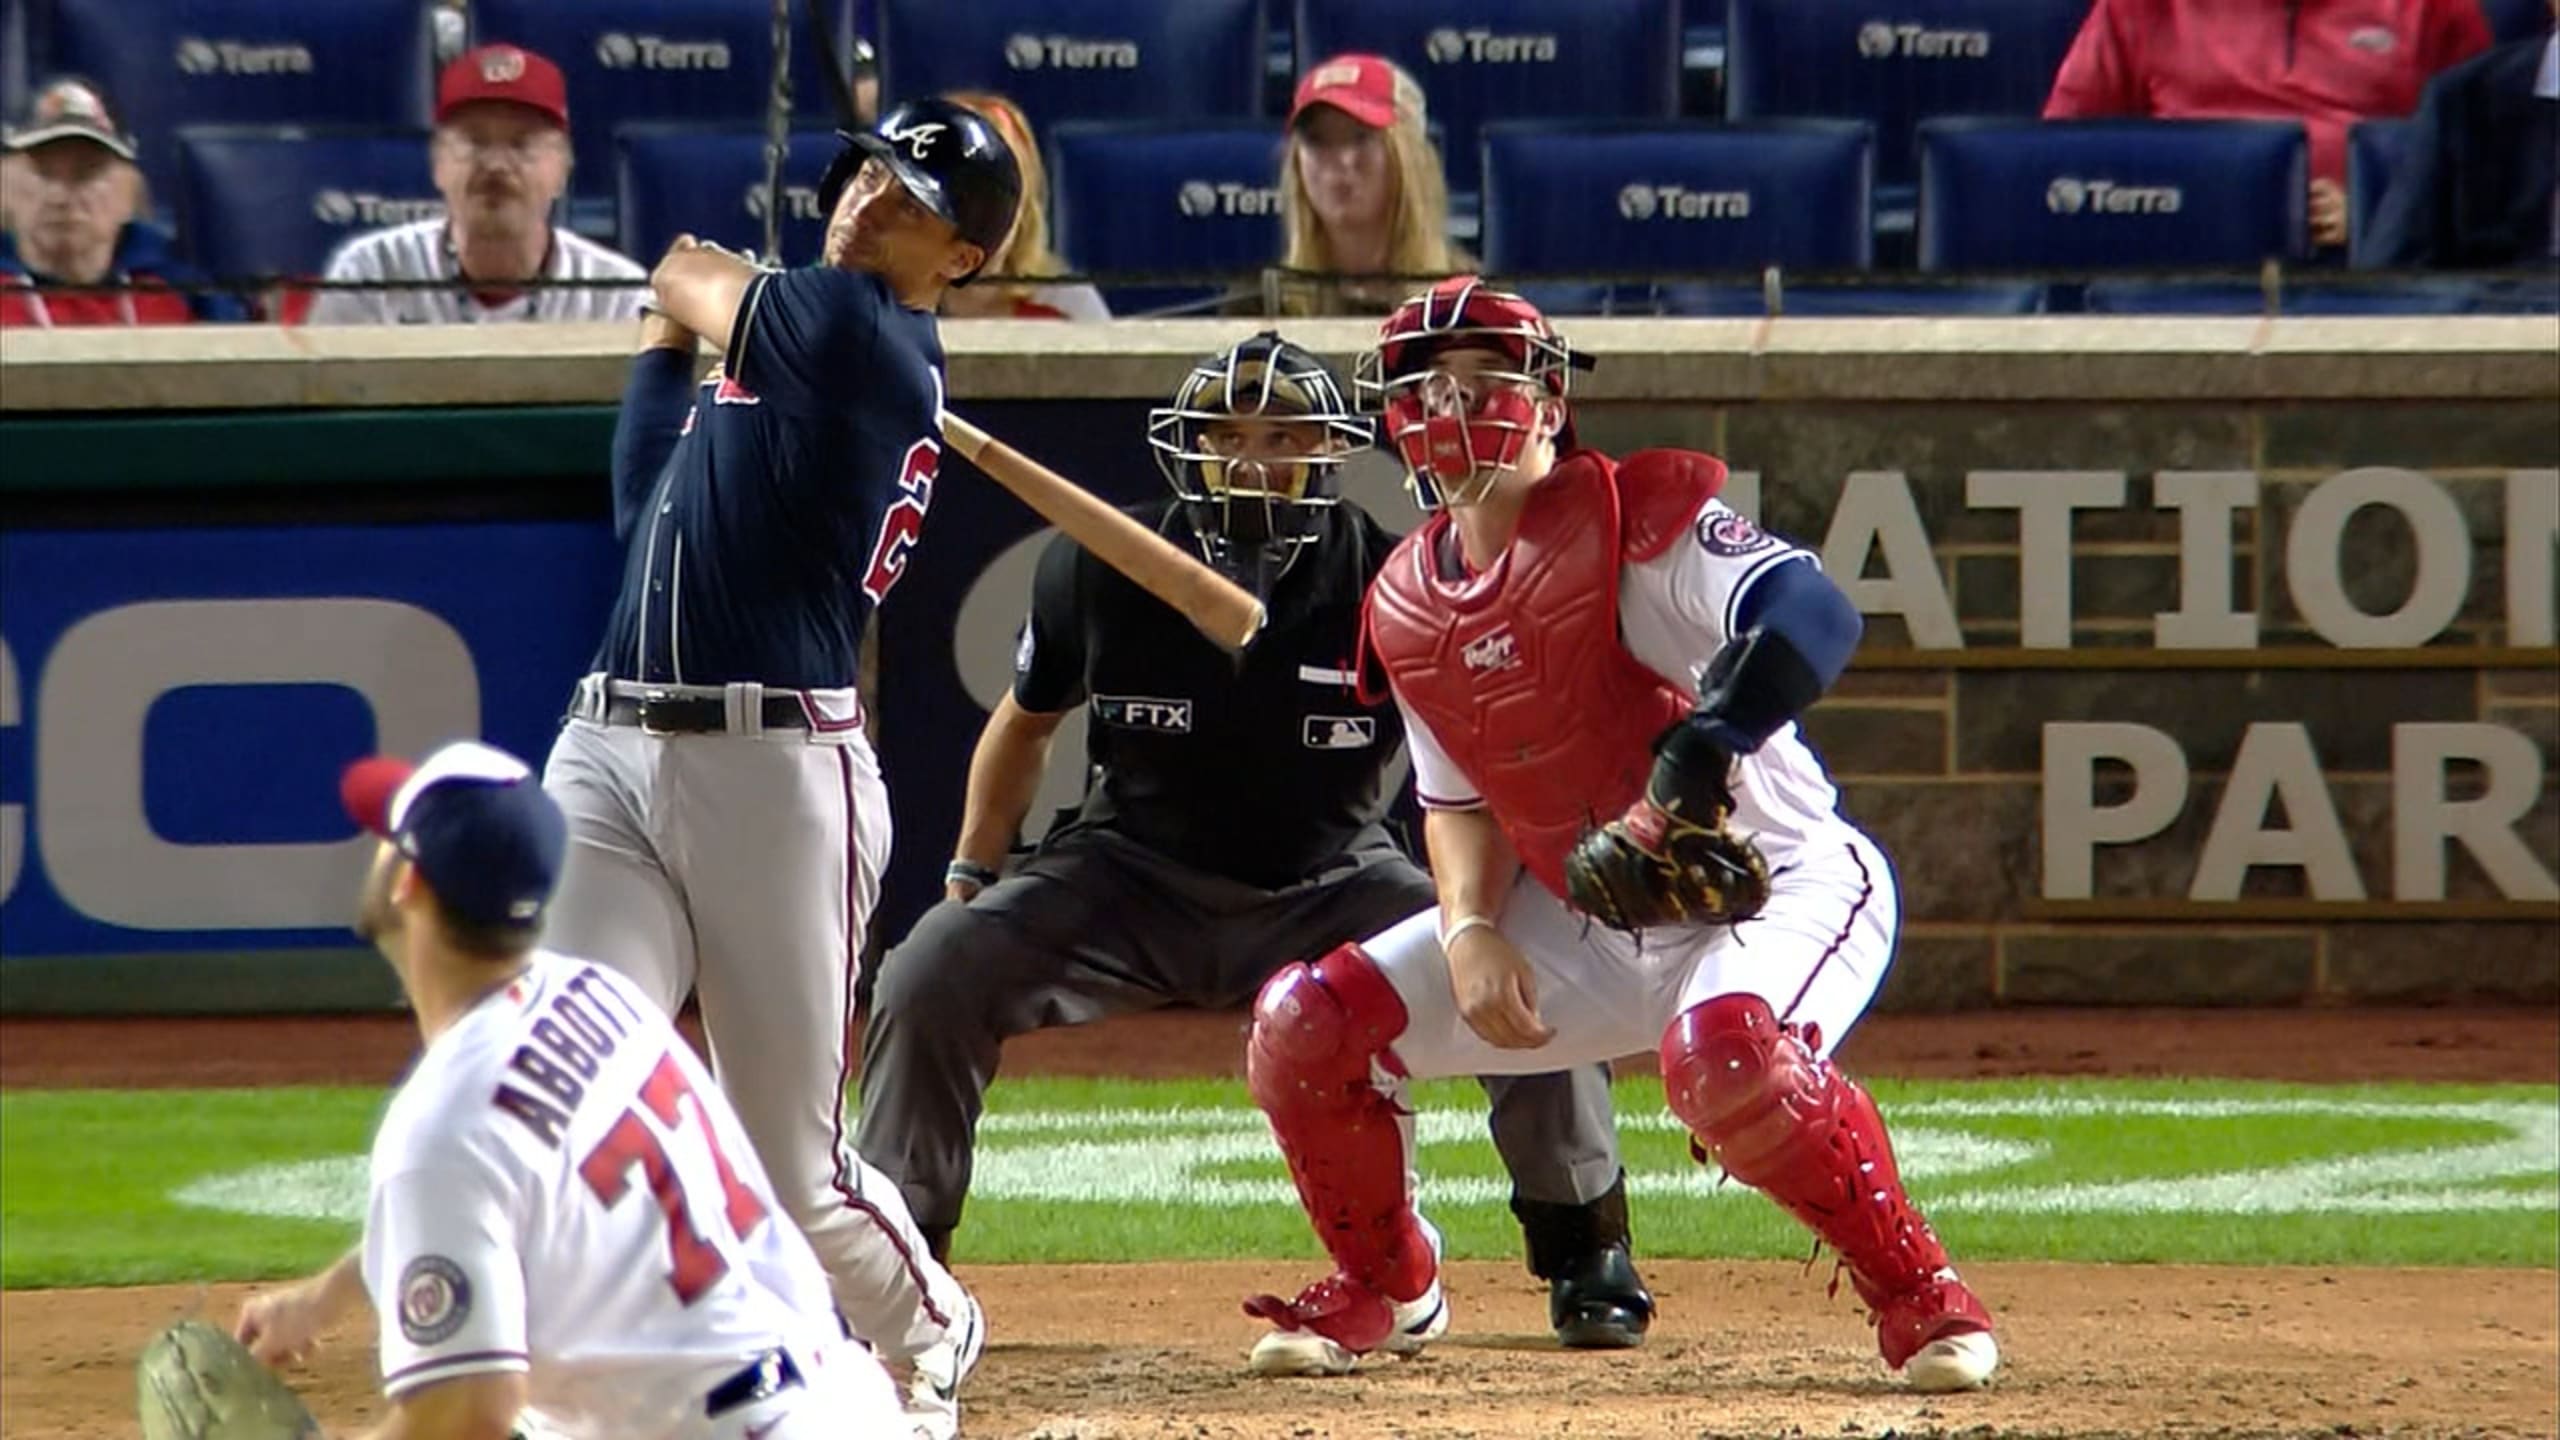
[939, 409, 1267, 653]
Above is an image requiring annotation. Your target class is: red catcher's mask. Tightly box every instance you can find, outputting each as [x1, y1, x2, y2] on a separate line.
[1356, 278, 1574, 508]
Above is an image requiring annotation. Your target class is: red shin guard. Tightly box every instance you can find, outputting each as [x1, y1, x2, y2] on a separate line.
[1661, 994, 1992, 1367]
[1244, 945, 1436, 1314]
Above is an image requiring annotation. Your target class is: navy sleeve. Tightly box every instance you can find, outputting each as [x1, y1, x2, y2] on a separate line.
[727, 266, 888, 415]
[1731, 557, 1862, 691]
[2363, 75, 2456, 268]
[1010, 533, 1090, 714]
[608, 347, 697, 542]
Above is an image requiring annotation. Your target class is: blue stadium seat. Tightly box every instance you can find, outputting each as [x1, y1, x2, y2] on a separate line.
[471, 0, 860, 201]
[1047, 121, 1283, 316]
[1723, 0, 2089, 225]
[2, 0, 29, 123]
[1294, 0, 1681, 195]
[877, 0, 1265, 129]
[2478, 0, 2549, 43]
[2346, 118, 2414, 268]
[617, 124, 846, 270]
[1479, 120, 1875, 310]
[45, 0, 435, 204]
[174, 125, 438, 280]
[1918, 118, 2308, 269]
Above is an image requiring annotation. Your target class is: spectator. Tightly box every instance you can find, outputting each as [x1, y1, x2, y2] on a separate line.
[2045, 0, 2492, 249]
[306, 44, 644, 324]
[935, 91, 1108, 319]
[1267, 53, 1468, 315]
[1, 77, 244, 327]
[2364, 1, 2558, 265]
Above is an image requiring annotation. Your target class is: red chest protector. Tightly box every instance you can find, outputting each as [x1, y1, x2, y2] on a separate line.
[1363, 448, 1727, 899]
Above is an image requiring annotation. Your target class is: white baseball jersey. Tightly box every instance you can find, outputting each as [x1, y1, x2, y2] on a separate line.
[308, 219, 646, 325]
[1398, 496, 1850, 864]
[362, 950, 862, 1437]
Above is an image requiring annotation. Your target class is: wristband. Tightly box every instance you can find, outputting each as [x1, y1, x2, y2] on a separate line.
[1438, 913, 1498, 951]
[945, 859, 1000, 889]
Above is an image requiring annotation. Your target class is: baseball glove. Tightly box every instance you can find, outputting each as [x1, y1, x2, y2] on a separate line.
[1563, 726, 1771, 932]
[137, 1320, 326, 1440]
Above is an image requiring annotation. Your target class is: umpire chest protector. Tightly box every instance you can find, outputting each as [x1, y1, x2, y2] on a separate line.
[1062, 503, 1400, 887]
[1361, 449, 1723, 899]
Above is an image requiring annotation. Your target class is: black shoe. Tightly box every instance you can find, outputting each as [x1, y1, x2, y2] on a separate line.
[1548, 1243, 1654, 1350]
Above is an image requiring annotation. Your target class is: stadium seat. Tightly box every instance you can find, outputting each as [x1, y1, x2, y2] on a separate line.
[1479, 120, 1875, 312]
[1723, 0, 2089, 227]
[1294, 0, 1681, 195]
[470, 0, 864, 201]
[2346, 118, 2414, 268]
[43, 0, 435, 203]
[617, 124, 846, 270]
[2, 0, 29, 124]
[174, 125, 438, 281]
[1047, 121, 1284, 316]
[1918, 118, 2308, 270]
[877, 0, 1265, 129]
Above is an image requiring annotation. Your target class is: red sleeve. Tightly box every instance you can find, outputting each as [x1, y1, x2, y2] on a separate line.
[2417, 0, 2491, 74]
[2044, 0, 2144, 118]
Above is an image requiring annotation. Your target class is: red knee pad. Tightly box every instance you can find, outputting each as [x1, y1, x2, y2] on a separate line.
[1658, 993, 1831, 1183]
[1246, 945, 1434, 1302]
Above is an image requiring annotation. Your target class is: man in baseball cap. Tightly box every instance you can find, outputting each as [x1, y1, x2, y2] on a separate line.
[1, 75, 245, 326]
[307, 43, 646, 324]
[342, 739, 568, 953]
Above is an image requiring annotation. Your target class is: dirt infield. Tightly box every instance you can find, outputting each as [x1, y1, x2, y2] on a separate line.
[6, 1006, 2558, 1438]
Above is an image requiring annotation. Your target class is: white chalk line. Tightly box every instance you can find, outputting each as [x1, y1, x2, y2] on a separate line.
[170, 1094, 2558, 1224]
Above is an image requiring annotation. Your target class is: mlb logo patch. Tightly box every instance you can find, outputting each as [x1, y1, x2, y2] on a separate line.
[1304, 715, 1376, 750]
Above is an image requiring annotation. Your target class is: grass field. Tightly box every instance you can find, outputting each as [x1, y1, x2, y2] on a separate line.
[4, 1076, 2554, 1290]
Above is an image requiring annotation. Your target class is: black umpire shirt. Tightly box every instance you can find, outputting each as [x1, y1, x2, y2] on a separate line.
[1011, 499, 1404, 889]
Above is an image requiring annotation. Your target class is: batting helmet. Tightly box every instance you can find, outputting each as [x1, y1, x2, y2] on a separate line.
[1356, 278, 1582, 508]
[1148, 331, 1371, 596]
[818, 98, 1023, 284]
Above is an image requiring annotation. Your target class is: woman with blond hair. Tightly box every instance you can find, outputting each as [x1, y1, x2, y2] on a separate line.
[1268, 53, 1468, 316]
[936, 90, 1109, 320]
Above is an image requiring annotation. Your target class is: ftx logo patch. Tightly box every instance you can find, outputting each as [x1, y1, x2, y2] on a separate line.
[1095, 694, 1192, 732]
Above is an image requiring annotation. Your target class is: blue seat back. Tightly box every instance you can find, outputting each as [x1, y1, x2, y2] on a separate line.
[46, 0, 434, 203]
[175, 124, 439, 278]
[1919, 118, 2307, 269]
[1480, 120, 1875, 283]
[1048, 121, 1284, 315]
[617, 125, 848, 270]
[471, 0, 853, 198]
[1723, 0, 2090, 190]
[1293, 0, 1680, 195]
[876, 0, 1265, 129]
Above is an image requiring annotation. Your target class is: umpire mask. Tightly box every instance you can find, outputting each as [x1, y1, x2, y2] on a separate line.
[1147, 332, 1371, 599]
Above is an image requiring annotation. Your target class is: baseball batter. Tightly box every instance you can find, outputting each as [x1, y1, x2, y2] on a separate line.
[235, 741, 902, 1438]
[535, 100, 1020, 1437]
[1239, 280, 2002, 1391]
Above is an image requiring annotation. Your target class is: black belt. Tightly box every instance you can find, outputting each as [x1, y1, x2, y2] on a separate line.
[706, 1347, 803, 1417]
[597, 691, 809, 734]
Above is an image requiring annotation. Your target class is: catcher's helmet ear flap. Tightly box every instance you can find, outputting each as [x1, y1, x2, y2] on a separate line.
[820, 98, 1023, 284]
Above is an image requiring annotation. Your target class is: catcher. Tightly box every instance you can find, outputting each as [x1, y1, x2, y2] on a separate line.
[205, 741, 901, 1439]
[1237, 279, 2001, 1391]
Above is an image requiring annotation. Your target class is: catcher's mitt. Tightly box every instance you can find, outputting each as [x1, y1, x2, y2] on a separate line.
[1564, 728, 1771, 932]
[137, 1320, 325, 1440]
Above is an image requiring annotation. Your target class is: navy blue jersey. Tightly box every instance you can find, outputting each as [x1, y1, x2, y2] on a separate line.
[593, 266, 946, 690]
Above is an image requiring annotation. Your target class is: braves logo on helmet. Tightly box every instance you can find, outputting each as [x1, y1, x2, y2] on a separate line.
[1355, 278, 1577, 509]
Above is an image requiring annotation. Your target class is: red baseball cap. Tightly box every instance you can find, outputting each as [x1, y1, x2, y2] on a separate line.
[1289, 53, 1407, 130]
[436, 44, 569, 129]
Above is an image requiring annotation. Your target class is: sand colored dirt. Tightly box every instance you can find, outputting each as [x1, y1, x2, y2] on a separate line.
[5, 1006, 2557, 1438]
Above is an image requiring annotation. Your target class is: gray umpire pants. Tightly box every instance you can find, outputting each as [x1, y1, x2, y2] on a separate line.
[855, 823, 1625, 1238]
